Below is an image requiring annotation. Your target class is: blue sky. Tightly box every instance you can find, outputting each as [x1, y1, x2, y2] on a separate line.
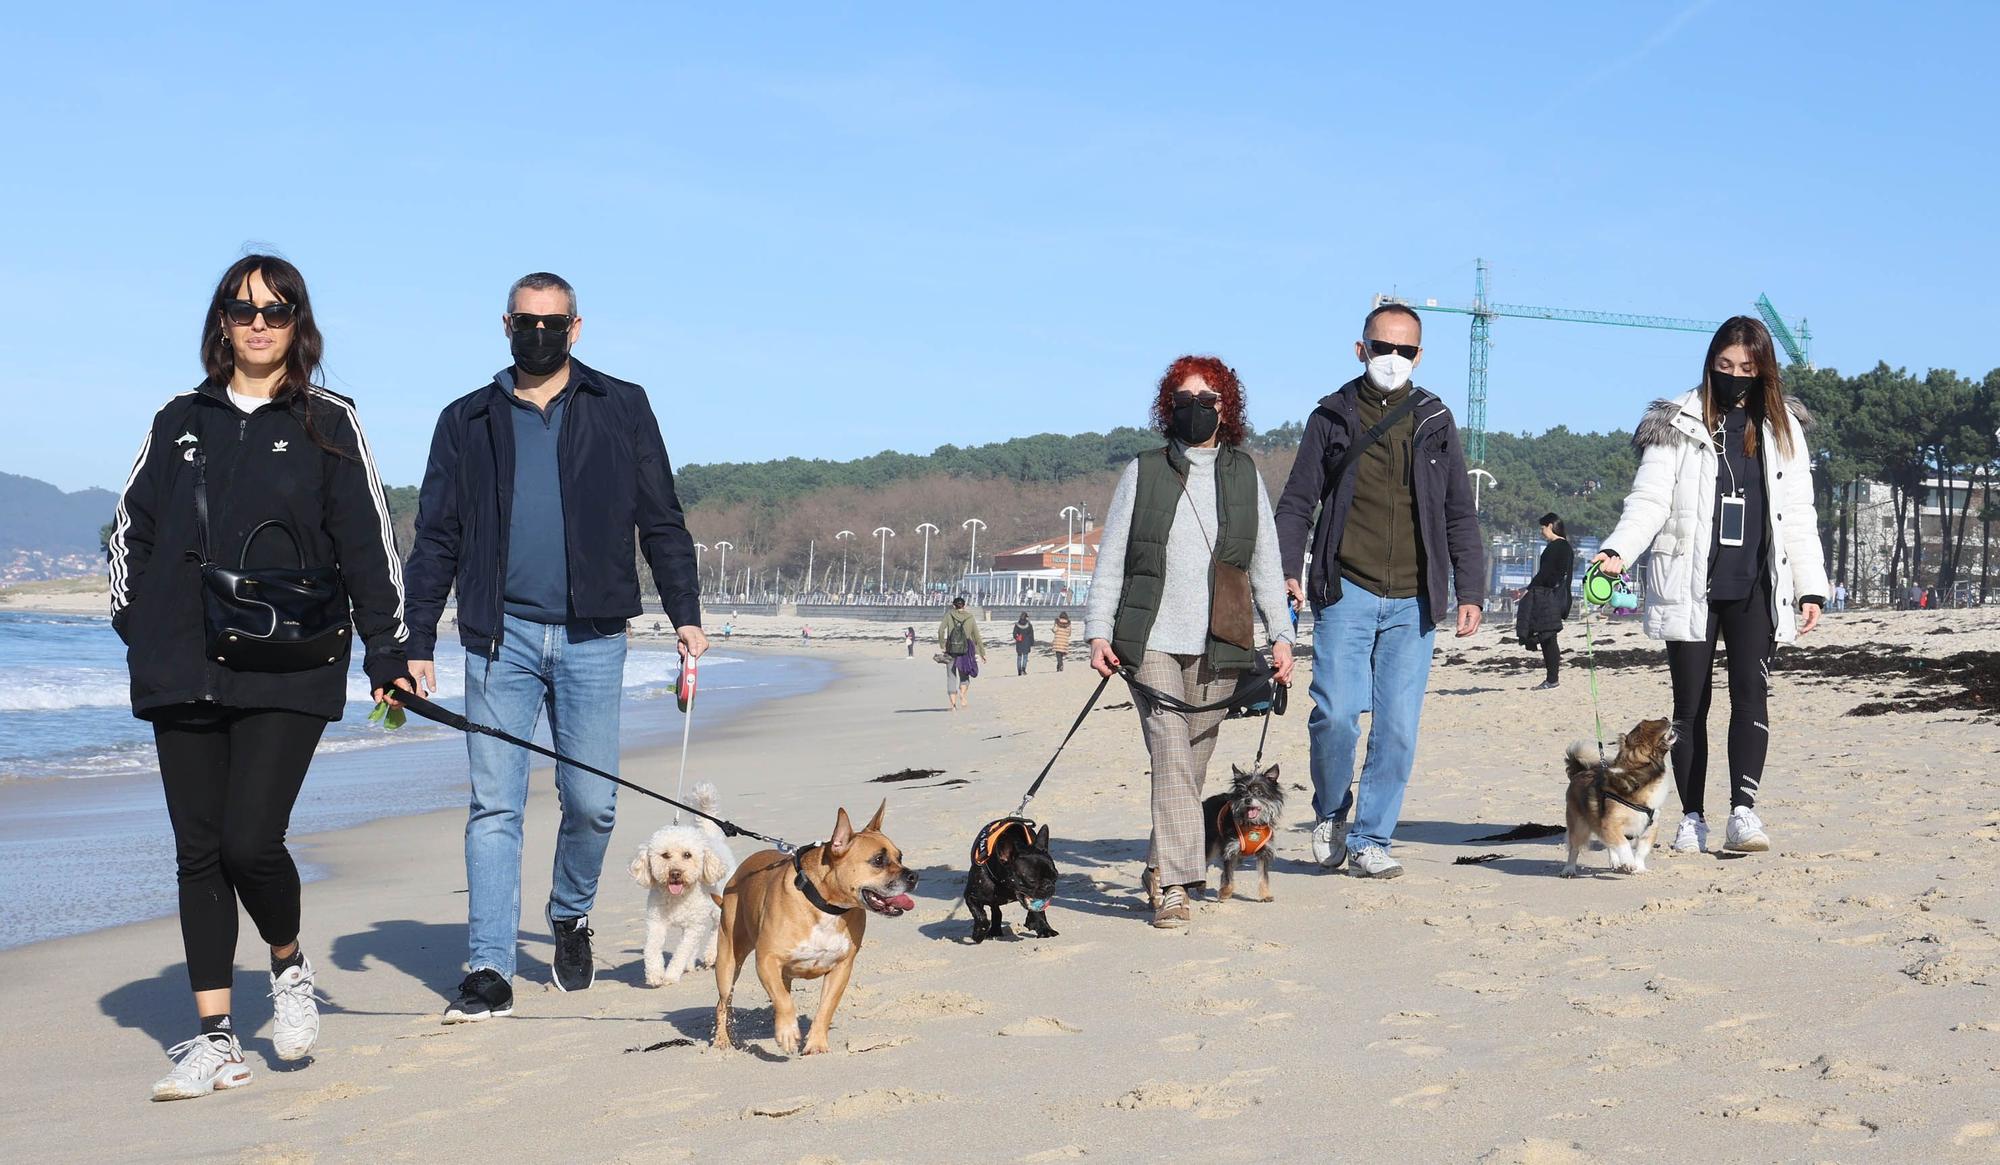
[4, 2, 1994, 493]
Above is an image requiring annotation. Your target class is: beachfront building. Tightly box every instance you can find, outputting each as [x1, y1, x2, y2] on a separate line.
[958, 526, 1102, 605]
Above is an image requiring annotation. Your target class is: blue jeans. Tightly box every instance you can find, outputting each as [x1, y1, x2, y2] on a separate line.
[464, 614, 627, 978]
[1306, 589, 1436, 852]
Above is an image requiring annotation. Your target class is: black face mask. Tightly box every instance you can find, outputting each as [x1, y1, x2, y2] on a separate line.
[1711, 371, 1756, 409]
[1170, 401, 1220, 445]
[511, 326, 570, 377]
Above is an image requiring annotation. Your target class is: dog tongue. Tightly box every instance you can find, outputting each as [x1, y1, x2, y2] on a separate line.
[882, 893, 915, 912]
[667, 883, 687, 896]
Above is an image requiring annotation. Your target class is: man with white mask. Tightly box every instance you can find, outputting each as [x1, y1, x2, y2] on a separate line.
[1274, 304, 1486, 878]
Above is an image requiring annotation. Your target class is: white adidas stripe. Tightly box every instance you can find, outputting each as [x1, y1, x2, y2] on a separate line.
[109, 393, 197, 614]
[312, 390, 409, 641]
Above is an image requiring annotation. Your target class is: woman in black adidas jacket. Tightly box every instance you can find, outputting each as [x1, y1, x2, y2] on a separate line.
[108, 255, 410, 1101]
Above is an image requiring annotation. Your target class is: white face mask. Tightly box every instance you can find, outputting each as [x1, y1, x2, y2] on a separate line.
[1364, 352, 1414, 392]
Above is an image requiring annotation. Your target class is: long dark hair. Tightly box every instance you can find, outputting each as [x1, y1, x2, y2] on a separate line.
[200, 255, 348, 457]
[1700, 316, 1793, 460]
[1539, 512, 1566, 539]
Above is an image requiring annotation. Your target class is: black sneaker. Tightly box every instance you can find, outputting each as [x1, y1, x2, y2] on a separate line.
[548, 910, 595, 993]
[441, 969, 514, 1024]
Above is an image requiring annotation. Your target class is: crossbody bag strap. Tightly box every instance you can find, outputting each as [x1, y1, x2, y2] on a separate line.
[1322, 393, 1423, 501]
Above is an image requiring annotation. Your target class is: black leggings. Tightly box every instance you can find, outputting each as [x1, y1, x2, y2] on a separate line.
[154, 708, 326, 992]
[1540, 635, 1561, 683]
[1664, 584, 1775, 816]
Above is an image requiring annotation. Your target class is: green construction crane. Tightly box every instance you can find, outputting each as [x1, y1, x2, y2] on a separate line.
[1376, 259, 1811, 461]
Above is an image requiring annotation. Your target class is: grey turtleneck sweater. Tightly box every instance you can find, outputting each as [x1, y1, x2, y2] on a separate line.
[1085, 443, 1294, 654]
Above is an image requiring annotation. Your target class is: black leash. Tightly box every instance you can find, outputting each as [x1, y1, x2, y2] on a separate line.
[392, 691, 798, 853]
[1011, 672, 1113, 817]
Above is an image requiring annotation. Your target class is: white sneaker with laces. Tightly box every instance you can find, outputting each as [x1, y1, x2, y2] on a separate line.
[151, 1032, 251, 1101]
[1347, 844, 1403, 879]
[269, 954, 321, 1061]
[1311, 818, 1350, 868]
[1671, 813, 1708, 854]
[1725, 806, 1771, 852]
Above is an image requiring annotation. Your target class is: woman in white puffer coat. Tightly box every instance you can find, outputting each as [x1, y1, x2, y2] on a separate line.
[1594, 317, 1828, 857]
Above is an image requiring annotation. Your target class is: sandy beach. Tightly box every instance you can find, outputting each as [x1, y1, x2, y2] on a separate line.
[2, 602, 1997, 1162]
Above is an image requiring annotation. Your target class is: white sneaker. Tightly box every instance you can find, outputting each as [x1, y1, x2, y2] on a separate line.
[1725, 806, 1771, 852]
[1346, 844, 1403, 879]
[1671, 813, 1708, 854]
[1311, 818, 1351, 868]
[269, 955, 322, 1061]
[151, 1032, 251, 1101]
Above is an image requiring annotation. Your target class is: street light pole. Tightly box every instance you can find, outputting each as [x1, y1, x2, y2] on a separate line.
[1468, 468, 1497, 512]
[1059, 505, 1084, 598]
[713, 541, 734, 598]
[835, 530, 855, 594]
[962, 518, 985, 595]
[693, 543, 708, 593]
[872, 527, 896, 595]
[915, 522, 940, 593]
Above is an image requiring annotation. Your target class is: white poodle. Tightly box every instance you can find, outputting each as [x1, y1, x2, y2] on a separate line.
[628, 782, 737, 986]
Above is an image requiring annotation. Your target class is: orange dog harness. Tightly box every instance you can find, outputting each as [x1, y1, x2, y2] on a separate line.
[1217, 804, 1272, 856]
[971, 817, 1038, 866]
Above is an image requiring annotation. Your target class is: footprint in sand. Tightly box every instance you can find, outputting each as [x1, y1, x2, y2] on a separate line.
[1704, 1012, 1777, 1032]
[1567, 995, 1664, 1019]
[1380, 1009, 1438, 1027]
[999, 1016, 1080, 1037]
[1956, 1120, 1999, 1147]
[1107, 1080, 1246, 1120]
[238, 1146, 317, 1165]
[1018, 1147, 1087, 1162]
[845, 1034, 913, 1054]
[1390, 1082, 1454, 1110]
[1364, 1035, 1447, 1058]
[819, 1089, 950, 1121]
[1476, 1137, 1599, 1164]
[853, 990, 990, 1022]
[272, 1081, 386, 1119]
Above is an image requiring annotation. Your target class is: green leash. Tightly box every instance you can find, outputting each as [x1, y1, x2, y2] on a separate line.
[1584, 612, 1607, 761]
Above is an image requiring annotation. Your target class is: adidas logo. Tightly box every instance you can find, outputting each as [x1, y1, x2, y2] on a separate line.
[272, 440, 290, 453]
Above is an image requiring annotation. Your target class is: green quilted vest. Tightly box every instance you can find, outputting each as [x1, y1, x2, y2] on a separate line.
[1111, 443, 1260, 671]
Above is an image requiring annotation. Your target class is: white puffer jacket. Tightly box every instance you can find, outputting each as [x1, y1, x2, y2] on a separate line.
[1602, 389, 1829, 644]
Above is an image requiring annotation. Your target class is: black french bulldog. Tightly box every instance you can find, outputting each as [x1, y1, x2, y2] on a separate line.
[964, 818, 1061, 942]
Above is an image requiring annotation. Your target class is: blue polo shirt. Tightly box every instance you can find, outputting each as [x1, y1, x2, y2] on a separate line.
[500, 370, 572, 623]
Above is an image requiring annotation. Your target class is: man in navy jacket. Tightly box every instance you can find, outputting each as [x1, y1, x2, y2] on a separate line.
[404, 272, 706, 1022]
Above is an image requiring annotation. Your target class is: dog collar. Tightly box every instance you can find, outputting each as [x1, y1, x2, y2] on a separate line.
[1216, 804, 1272, 856]
[791, 844, 854, 916]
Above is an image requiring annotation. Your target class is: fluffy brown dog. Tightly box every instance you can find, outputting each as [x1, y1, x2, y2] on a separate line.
[712, 802, 917, 1056]
[1561, 717, 1677, 877]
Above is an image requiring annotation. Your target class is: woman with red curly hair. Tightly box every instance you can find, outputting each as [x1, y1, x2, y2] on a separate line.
[1084, 355, 1295, 929]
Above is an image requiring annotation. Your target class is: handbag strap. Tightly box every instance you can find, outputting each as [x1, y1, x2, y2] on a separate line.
[190, 450, 214, 565]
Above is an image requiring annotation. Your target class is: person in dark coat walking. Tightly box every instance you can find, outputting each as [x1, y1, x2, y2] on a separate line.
[1012, 612, 1036, 675]
[1517, 513, 1574, 689]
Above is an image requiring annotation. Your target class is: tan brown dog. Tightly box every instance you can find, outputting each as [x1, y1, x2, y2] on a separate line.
[712, 801, 917, 1056]
[1561, 717, 1678, 877]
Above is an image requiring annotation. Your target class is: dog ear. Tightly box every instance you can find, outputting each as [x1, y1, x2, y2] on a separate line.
[701, 849, 727, 886]
[629, 848, 654, 887]
[1035, 822, 1051, 850]
[863, 799, 887, 833]
[1263, 763, 1279, 781]
[829, 807, 856, 857]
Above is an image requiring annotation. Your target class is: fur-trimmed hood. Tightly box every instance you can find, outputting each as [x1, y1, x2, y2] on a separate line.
[1631, 388, 1814, 451]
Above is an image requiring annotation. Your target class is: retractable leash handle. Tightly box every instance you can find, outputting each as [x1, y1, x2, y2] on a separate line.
[392, 691, 797, 854]
[672, 657, 698, 823]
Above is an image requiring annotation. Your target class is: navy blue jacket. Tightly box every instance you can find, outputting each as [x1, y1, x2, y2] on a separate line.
[403, 360, 702, 659]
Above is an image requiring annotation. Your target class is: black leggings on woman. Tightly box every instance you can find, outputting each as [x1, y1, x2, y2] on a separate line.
[1540, 635, 1561, 684]
[1664, 582, 1775, 816]
[154, 708, 326, 991]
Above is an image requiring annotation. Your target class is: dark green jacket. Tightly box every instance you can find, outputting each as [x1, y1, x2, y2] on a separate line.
[1111, 443, 1260, 671]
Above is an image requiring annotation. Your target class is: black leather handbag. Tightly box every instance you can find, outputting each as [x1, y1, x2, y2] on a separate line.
[191, 451, 351, 672]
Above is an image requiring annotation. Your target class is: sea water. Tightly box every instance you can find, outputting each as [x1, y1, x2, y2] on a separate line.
[0, 611, 835, 949]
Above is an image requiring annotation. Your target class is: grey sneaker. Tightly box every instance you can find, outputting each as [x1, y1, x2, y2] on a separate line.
[151, 1032, 251, 1101]
[1725, 806, 1770, 852]
[269, 955, 321, 1061]
[1152, 885, 1191, 929]
[1310, 817, 1350, 868]
[1346, 844, 1403, 879]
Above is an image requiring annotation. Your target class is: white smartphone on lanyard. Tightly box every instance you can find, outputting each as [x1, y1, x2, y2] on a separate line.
[1718, 494, 1747, 547]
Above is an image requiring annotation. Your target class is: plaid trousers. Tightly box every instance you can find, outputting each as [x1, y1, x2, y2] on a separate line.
[1132, 650, 1231, 887]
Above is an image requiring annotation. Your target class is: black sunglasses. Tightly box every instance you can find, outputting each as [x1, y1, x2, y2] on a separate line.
[221, 300, 298, 329]
[508, 312, 575, 332]
[1174, 390, 1222, 406]
[1365, 339, 1420, 359]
